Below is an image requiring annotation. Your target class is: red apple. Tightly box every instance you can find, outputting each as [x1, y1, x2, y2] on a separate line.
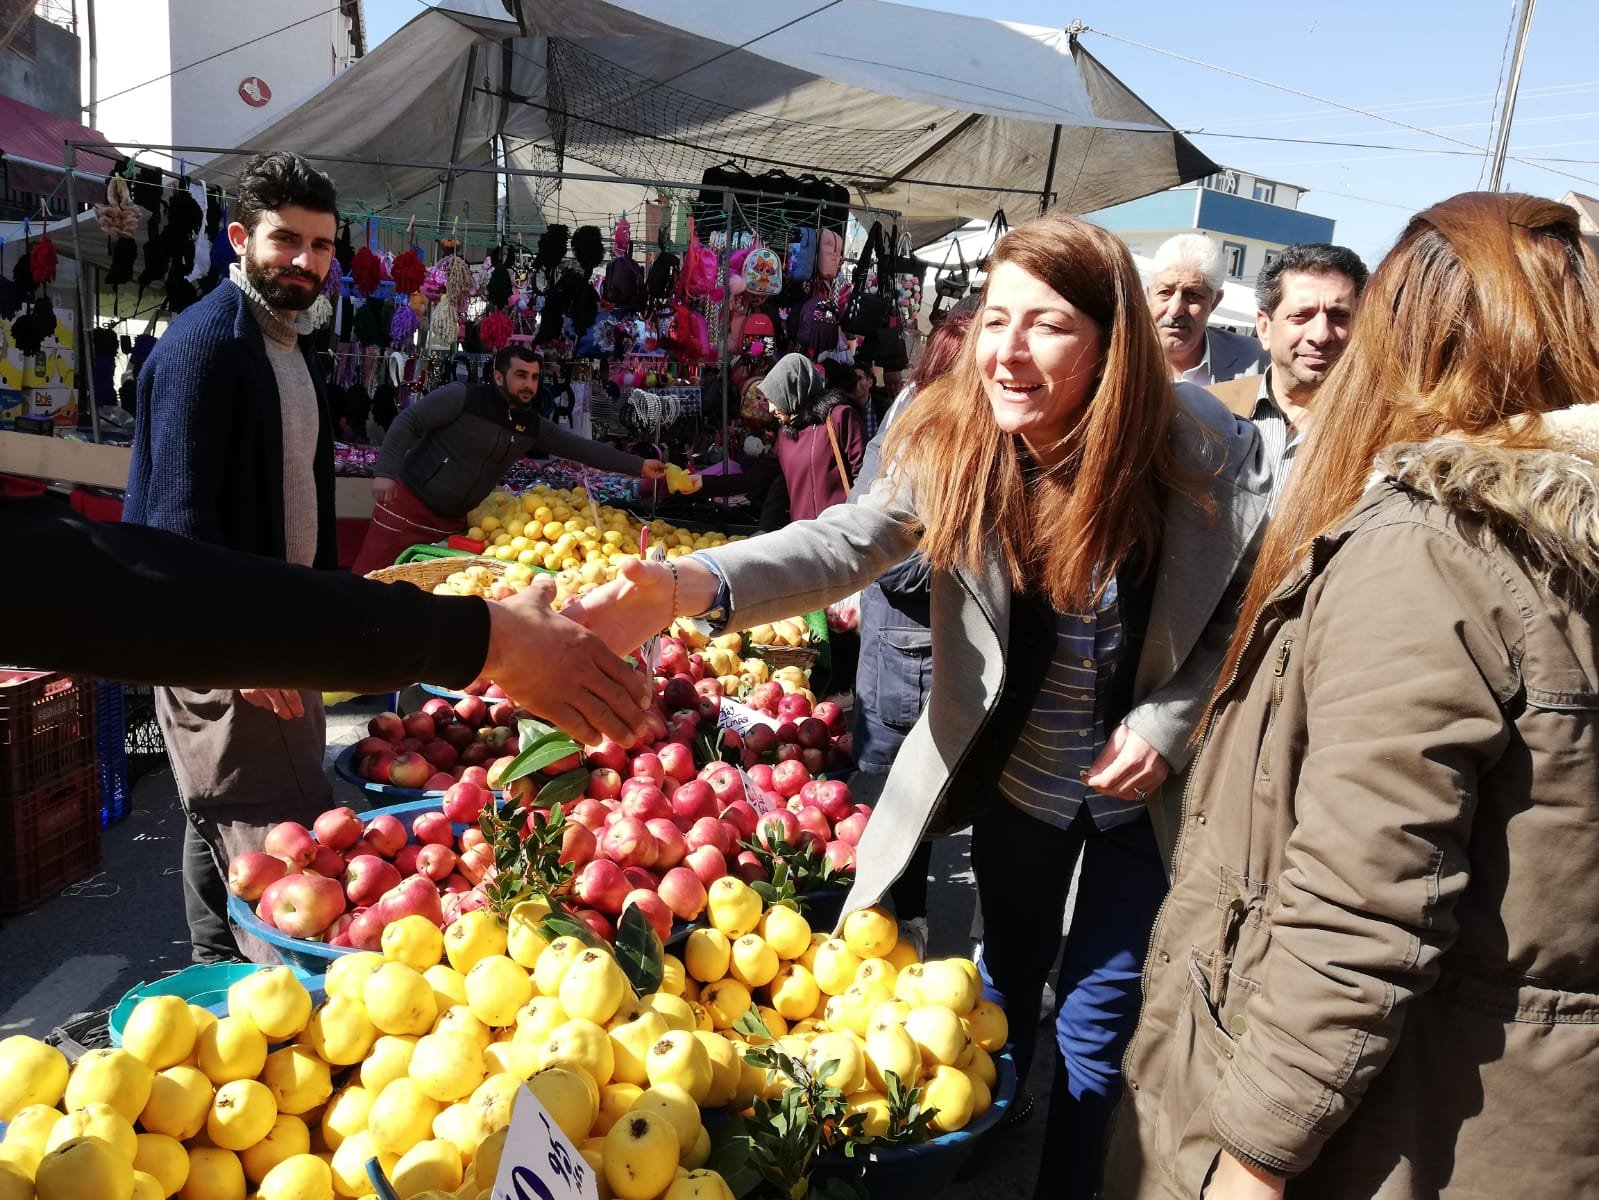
[795, 718, 830, 750]
[701, 765, 745, 810]
[587, 768, 623, 802]
[800, 748, 826, 776]
[622, 889, 674, 942]
[325, 912, 357, 947]
[265, 872, 346, 938]
[683, 844, 729, 890]
[377, 874, 444, 927]
[347, 907, 386, 951]
[571, 907, 615, 942]
[400, 737, 425, 754]
[657, 867, 708, 922]
[601, 817, 658, 869]
[743, 724, 778, 758]
[345, 837, 382, 860]
[771, 760, 810, 799]
[422, 771, 456, 792]
[539, 752, 582, 778]
[746, 682, 783, 713]
[777, 694, 813, 723]
[459, 765, 491, 790]
[423, 739, 460, 769]
[440, 873, 471, 895]
[439, 723, 476, 753]
[757, 809, 801, 851]
[488, 700, 517, 728]
[226, 851, 288, 901]
[585, 738, 629, 773]
[733, 849, 769, 884]
[485, 682, 507, 700]
[645, 818, 687, 869]
[402, 712, 436, 742]
[656, 638, 689, 675]
[833, 811, 869, 846]
[354, 736, 392, 763]
[363, 750, 398, 785]
[813, 700, 847, 736]
[575, 859, 631, 915]
[458, 827, 489, 854]
[411, 811, 453, 847]
[569, 798, 611, 832]
[823, 840, 856, 873]
[824, 745, 854, 773]
[695, 695, 720, 722]
[465, 679, 489, 696]
[661, 675, 698, 712]
[815, 781, 855, 824]
[775, 743, 804, 765]
[622, 785, 672, 824]
[393, 843, 423, 876]
[560, 822, 597, 867]
[683, 816, 731, 856]
[486, 756, 517, 790]
[454, 695, 489, 727]
[442, 781, 492, 824]
[309, 843, 347, 879]
[695, 678, 724, 702]
[263, 821, 317, 869]
[657, 742, 696, 785]
[421, 697, 456, 724]
[388, 752, 433, 790]
[313, 807, 363, 852]
[792, 805, 831, 847]
[363, 814, 408, 858]
[457, 844, 494, 885]
[637, 708, 669, 744]
[416, 843, 457, 882]
[622, 866, 659, 894]
[671, 780, 719, 825]
[344, 854, 403, 906]
[747, 764, 776, 792]
[630, 753, 665, 786]
[721, 800, 759, 841]
[368, 711, 405, 742]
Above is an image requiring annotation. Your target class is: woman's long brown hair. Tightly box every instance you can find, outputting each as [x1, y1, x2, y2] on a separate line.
[880, 213, 1184, 612]
[1216, 191, 1599, 688]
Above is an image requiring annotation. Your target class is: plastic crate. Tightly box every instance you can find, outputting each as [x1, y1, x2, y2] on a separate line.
[96, 683, 131, 827]
[1, 765, 103, 913]
[0, 670, 98, 796]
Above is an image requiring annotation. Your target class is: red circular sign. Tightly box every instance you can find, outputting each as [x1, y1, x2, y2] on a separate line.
[238, 77, 272, 107]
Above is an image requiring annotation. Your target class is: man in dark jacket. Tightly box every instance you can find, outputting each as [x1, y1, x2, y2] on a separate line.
[124, 150, 342, 963]
[352, 346, 669, 574]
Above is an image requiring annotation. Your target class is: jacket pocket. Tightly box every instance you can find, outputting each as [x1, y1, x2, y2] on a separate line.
[1255, 636, 1293, 781]
[869, 627, 933, 728]
[1150, 959, 1233, 1195]
[1208, 867, 1272, 1020]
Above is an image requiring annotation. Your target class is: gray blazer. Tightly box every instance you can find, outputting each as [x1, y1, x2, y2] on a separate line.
[1206, 326, 1269, 384]
[700, 384, 1274, 911]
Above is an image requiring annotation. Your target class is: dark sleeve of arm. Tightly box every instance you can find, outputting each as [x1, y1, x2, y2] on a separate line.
[0, 498, 490, 691]
[760, 469, 791, 531]
[134, 348, 235, 544]
[839, 407, 866, 478]
[372, 383, 470, 479]
[536, 417, 649, 476]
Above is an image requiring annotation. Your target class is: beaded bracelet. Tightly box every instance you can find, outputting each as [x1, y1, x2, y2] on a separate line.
[663, 557, 679, 619]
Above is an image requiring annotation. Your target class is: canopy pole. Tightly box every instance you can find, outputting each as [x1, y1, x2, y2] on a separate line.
[1039, 125, 1062, 216]
[441, 43, 478, 224]
[719, 188, 733, 527]
[65, 144, 101, 445]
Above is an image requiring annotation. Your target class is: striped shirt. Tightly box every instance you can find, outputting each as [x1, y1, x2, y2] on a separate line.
[1246, 370, 1302, 512]
[998, 577, 1142, 831]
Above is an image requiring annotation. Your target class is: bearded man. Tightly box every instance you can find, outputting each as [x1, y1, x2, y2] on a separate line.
[125, 151, 343, 962]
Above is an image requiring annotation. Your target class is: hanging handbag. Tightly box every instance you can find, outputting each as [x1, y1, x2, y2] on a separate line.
[878, 222, 921, 277]
[977, 209, 1010, 272]
[934, 236, 970, 300]
[842, 222, 890, 337]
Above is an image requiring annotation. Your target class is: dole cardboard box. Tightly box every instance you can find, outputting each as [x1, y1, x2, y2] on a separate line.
[24, 386, 76, 427]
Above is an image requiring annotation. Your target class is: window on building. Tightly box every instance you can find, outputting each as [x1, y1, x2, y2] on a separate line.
[1252, 180, 1277, 204]
[1263, 249, 1282, 269]
[1205, 170, 1241, 196]
[1223, 242, 1247, 279]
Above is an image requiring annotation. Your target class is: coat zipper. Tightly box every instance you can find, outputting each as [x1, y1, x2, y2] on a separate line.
[1258, 639, 1294, 781]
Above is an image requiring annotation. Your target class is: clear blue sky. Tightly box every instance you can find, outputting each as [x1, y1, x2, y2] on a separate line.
[361, 0, 1599, 268]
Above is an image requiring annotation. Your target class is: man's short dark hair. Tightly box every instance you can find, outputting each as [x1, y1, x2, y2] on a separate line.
[1255, 243, 1369, 316]
[493, 344, 540, 377]
[233, 152, 338, 232]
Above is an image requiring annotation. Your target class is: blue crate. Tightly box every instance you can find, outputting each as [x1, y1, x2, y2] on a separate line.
[95, 683, 130, 827]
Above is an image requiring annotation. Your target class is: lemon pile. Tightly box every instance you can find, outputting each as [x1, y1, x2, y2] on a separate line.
[0, 892, 1004, 1200]
[681, 881, 1007, 1137]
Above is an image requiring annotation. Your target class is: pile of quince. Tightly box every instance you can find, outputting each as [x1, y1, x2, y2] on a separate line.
[668, 623, 812, 701]
[742, 618, 814, 651]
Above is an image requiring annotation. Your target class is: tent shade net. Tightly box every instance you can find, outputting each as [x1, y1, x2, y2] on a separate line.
[186, 0, 1215, 242]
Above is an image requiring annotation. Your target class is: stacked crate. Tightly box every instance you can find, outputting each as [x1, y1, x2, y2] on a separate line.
[0, 670, 104, 912]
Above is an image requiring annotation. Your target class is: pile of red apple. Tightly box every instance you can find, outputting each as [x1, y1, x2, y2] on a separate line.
[225, 778, 506, 948]
[352, 691, 531, 792]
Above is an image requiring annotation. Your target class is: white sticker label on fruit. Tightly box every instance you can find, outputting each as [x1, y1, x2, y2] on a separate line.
[716, 697, 780, 734]
[492, 1085, 597, 1200]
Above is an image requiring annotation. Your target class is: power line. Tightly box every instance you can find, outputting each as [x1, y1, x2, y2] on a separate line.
[1479, 0, 1522, 186]
[93, 7, 347, 109]
[1187, 129, 1599, 165]
[1082, 25, 1599, 191]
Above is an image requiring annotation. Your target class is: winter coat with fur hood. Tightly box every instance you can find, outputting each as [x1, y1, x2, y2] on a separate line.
[1105, 413, 1599, 1199]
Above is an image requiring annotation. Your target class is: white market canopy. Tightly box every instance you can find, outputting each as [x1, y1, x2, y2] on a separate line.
[180, 0, 1216, 242]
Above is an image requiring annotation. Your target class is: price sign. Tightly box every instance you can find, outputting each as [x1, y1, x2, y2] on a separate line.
[715, 697, 780, 735]
[493, 1085, 598, 1200]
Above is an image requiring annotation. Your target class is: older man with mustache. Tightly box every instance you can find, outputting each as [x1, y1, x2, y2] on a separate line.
[1146, 233, 1268, 385]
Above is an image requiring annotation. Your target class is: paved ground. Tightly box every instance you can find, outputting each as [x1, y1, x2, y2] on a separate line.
[0, 697, 1052, 1197]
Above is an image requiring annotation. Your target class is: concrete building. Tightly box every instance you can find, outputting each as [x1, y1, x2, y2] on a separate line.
[0, 0, 81, 121]
[1085, 168, 1336, 287]
[87, 0, 365, 162]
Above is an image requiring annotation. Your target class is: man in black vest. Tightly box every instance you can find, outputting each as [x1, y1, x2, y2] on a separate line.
[353, 345, 669, 574]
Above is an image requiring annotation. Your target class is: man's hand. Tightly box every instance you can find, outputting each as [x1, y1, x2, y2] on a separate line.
[481, 577, 653, 747]
[1203, 1153, 1287, 1199]
[640, 460, 669, 482]
[373, 477, 398, 505]
[1083, 723, 1171, 804]
[240, 688, 307, 720]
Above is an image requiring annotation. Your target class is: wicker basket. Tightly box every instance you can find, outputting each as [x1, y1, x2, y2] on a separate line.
[364, 556, 510, 591]
[746, 642, 819, 671]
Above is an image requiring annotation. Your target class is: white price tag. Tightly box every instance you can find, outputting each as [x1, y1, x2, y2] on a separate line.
[715, 697, 780, 735]
[492, 1085, 598, 1200]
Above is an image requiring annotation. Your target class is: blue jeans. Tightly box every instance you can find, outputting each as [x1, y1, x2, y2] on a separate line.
[971, 800, 1168, 1200]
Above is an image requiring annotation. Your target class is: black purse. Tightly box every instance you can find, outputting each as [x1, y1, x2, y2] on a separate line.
[842, 221, 891, 337]
[934, 235, 970, 300]
[976, 209, 1010, 272]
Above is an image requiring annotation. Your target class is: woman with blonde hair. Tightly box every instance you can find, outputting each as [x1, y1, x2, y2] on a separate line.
[571, 212, 1273, 1196]
[1106, 191, 1599, 1199]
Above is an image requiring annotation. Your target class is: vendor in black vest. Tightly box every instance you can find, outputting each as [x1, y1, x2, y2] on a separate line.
[352, 345, 668, 574]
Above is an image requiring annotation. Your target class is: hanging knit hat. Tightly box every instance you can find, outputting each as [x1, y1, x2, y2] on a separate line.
[95, 176, 141, 239]
[485, 247, 513, 308]
[353, 300, 387, 347]
[106, 236, 139, 289]
[390, 302, 418, 344]
[613, 214, 632, 255]
[420, 263, 446, 302]
[572, 225, 605, 274]
[323, 257, 343, 298]
[350, 245, 383, 296]
[479, 308, 512, 352]
[308, 294, 333, 332]
[390, 248, 425, 295]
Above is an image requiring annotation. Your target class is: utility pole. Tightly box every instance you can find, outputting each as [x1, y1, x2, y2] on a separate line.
[1487, 0, 1538, 191]
[84, 0, 99, 127]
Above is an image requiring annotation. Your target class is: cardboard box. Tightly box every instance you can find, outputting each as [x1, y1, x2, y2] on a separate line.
[0, 389, 21, 431]
[24, 387, 76, 428]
